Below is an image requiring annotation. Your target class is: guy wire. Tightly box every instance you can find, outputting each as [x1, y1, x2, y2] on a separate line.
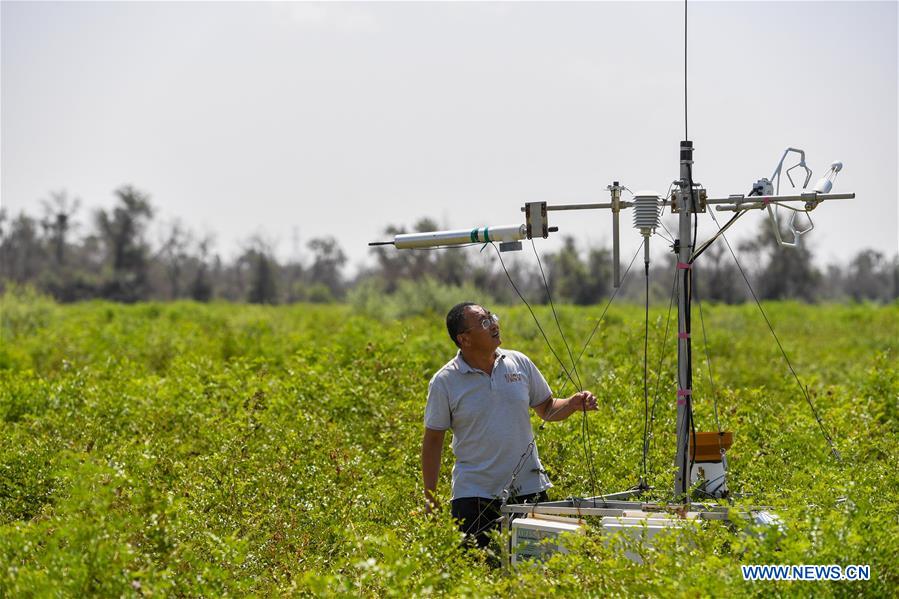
[531, 239, 583, 392]
[684, 262, 698, 490]
[706, 210, 842, 461]
[569, 240, 645, 375]
[490, 242, 607, 508]
[694, 275, 726, 468]
[647, 266, 679, 470]
[491, 243, 581, 392]
[551, 240, 645, 500]
[695, 281, 722, 434]
[641, 249, 651, 482]
[530, 239, 597, 504]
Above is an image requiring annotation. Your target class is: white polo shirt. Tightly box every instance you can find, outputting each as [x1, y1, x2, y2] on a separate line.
[425, 349, 554, 500]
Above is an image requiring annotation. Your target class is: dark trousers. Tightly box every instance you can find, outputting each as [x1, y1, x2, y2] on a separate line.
[451, 491, 549, 549]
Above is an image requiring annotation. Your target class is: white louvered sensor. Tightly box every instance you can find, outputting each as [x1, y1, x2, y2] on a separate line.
[632, 192, 661, 236]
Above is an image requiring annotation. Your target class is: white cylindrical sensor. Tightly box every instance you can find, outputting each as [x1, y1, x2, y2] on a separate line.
[813, 160, 843, 194]
[393, 224, 527, 249]
[813, 178, 833, 194]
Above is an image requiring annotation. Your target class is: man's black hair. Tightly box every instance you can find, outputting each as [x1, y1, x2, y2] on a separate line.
[446, 302, 477, 348]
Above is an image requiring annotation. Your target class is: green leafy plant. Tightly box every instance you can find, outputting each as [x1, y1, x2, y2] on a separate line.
[0, 293, 896, 596]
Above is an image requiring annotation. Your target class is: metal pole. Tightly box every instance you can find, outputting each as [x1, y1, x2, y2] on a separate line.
[673, 140, 694, 501]
[610, 182, 622, 287]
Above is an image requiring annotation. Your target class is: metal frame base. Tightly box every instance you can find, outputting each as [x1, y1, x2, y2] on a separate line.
[499, 489, 767, 569]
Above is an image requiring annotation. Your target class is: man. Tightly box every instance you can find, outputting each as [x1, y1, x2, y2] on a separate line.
[422, 302, 598, 548]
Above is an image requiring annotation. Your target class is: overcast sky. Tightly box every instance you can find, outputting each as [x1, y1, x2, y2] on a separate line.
[2, 1, 896, 275]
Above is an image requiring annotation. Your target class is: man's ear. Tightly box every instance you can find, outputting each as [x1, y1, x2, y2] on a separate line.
[456, 332, 468, 348]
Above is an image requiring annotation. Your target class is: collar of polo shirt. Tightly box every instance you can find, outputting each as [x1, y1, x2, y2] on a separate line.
[454, 349, 506, 374]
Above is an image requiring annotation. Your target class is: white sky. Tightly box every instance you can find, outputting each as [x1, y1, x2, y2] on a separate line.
[2, 1, 896, 275]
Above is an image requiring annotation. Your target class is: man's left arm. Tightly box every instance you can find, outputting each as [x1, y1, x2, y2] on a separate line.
[533, 391, 598, 421]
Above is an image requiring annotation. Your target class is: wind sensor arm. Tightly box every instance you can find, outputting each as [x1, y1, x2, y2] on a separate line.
[368, 224, 558, 251]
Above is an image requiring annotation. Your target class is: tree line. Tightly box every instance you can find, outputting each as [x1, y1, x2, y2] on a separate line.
[1, 185, 896, 305]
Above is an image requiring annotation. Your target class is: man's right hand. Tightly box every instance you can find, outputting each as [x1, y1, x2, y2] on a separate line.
[571, 390, 598, 411]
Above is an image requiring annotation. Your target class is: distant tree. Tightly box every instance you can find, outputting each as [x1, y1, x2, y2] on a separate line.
[94, 185, 155, 302]
[0, 212, 46, 283]
[156, 219, 193, 299]
[697, 243, 743, 303]
[891, 255, 899, 301]
[370, 224, 406, 293]
[818, 263, 848, 302]
[190, 235, 215, 302]
[432, 239, 469, 286]
[583, 246, 613, 303]
[283, 230, 305, 304]
[307, 236, 347, 300]
[283, 260, 305, 303]
[40, 190, 81, 267]
[846, 249, 892, 302]
[739, 221, 820, 301]
[239, 236, 279, 304]
[370, 218, 454, 292]
[476, 253, 533, 305]
[248, 252, 277, 304]
[547, 236, 593, 304]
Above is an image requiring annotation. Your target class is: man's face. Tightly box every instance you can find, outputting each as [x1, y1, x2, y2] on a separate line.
[458, 305, 501, 352]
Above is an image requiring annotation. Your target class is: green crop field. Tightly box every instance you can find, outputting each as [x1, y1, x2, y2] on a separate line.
[1, 289, 897, 597]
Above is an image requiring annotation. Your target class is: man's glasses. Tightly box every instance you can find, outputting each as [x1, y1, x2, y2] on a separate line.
[464, 312, 499, 332]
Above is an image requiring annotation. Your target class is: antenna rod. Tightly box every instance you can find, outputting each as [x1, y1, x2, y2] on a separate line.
[684, 0, 689, 141]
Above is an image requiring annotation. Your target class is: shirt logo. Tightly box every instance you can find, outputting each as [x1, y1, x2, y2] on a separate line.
[505, 372, 523, 383]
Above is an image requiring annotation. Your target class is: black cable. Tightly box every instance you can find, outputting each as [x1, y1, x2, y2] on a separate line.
[407, 243, 481, 251]
[531, 239, 583, 392]
[491, 241, 651, 512]
[683, 155, 698, 498]
[689, 210, 746, 263]
[689, 390, 697, 481]
[582, 404, 599, 506]
[658, 183, 677, 244]
[656, 228, 675, 245]
[641, 258, 650, 483]
[567, 241, 645, 381]
[695, 282, 722, 435]
[681, 262, 696, 498]
[529, 239, 600, 505]
[690, 184, 760, 263]
[491, 243, 580, 392]
[686, 162, 698, 254]
[491, 242, 607, 508]
[695, 277, 726, 477]
[707, 211, 842, 461]
[551, 242, 647, 505]
[647, 267, 679, 464]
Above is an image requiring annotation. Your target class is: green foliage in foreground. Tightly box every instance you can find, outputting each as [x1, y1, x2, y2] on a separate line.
[0, 289, 897, 597]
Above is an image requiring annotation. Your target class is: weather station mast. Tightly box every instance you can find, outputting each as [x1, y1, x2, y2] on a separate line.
[369, 138, 853, 501]
[368, 0, 855, 566]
